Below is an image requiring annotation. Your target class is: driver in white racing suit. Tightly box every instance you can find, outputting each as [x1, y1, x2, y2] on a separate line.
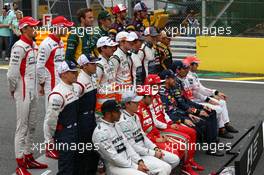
[117, 91, 181, 175]
[37, 16, 74, 159]
[93, 100, 165, 175]
[183, 56, 238, 138]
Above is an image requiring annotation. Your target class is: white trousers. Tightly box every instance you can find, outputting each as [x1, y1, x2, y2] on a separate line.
[14, 92, 37, 158]
[108, 165, 148, 175]
[160, 150, 180, 169]
[43, 90, 52, 143]
[199, 98, 230, 128]
[142, 155, 172, 175]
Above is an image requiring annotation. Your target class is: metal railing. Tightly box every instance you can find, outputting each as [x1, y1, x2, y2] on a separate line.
[170, 36, 196, 60]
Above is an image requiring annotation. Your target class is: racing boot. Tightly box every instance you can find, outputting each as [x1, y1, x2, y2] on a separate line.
[181, 164, 199, 175]
[45, 143, 59, 159]
[225, 123, 239, 133]
[189, 159, 205, 171]
[218, 128, 234, 139]
[24, 153, 48, 169]
[16, 158, 31, 175]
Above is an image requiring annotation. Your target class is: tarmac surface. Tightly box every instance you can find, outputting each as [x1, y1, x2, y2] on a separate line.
[0, 68, 263, 175]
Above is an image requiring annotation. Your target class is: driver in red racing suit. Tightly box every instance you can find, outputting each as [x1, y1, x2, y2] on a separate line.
[136, 85, 201, 175]
[144, 74, 204, 172]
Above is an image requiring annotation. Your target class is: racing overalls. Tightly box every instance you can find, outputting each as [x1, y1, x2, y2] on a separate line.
[75, 70, 100, 174]
[132, 17, 145, 35]
[36, 34, 65, 143]
[93, 26, 109, 44]
[118, 110, 180, 173]
[65, 27, 97, 64]
[186, 71, 230, 128]
[172, 77, 218, 144]
[129, 49, 145, 85]
[45, 81, 79, 175]
[110, 18, 131, 33]
[109, 47, 133, 85]
[7, 35, 38, 159]
[96, 55, 120, 116]
[109, 47, 133, 102]
[156, 42, 173, 71]
[92, 118, 147, 175]
[150, 94, 197, 164]
[141, 41, 159, 81]
[136, 102, 185, 159]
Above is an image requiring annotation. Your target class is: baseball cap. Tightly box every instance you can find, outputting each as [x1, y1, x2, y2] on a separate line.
[144, 74, 165, 85]
[19, 16, 40, 30]
[57, 60, 78, 74]
[116, 31, 135, 42]
[112, 4, 127, 15]
[98, 10, 111, 20]
[184, 56, 200, 64]
[77, 54, 99, 66]
[101, 100, 121, 114]
[134, 2, 148, 12]
[122, 91, 143, 103]
[97, 36, 119, 48]
[159, 70, 176, 80]
[130, 31, 144, 41]
[144, 27, 159, 37]
[129, 32, 138, 40]
[137, 85, 159, 96]
[51, 16, 74, 27]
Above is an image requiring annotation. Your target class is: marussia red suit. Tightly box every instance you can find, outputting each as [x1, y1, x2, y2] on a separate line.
[150, 94, 197, 163]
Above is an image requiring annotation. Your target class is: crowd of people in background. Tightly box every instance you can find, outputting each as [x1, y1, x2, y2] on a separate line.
[6, 1, 239, 175]
[0, 2, 22, 61]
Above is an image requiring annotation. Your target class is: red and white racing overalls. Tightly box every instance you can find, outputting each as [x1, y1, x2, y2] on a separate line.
[136, 102, 185, 159]
[37, 34, 65, 142]
[150, 94, 197, 163]
[7, 35, 38, 158]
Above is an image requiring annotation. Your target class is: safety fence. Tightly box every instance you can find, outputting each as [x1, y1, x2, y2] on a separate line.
[170, 36, 196, 60]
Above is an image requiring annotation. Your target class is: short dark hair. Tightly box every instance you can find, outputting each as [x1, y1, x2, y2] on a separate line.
[77, 8, 92, 23]
[97, 46, 108, 53]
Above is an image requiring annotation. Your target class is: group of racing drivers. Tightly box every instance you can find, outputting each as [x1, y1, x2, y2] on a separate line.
[7, 2, 239, 175]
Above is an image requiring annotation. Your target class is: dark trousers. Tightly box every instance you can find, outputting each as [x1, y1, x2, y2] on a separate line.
[11, 34, 20, 47]
[77, 113, 100, 175]
[0, 36, 9, 58]
[57, 148, 78, 175]
[55, 129, 78, 175]
[194, 110, 218, 144]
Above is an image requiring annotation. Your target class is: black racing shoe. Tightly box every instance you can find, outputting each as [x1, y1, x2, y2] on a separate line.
[219, 130, 234, 139]
[206, 149, 224, 157]
[225, 125, 239, 133]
